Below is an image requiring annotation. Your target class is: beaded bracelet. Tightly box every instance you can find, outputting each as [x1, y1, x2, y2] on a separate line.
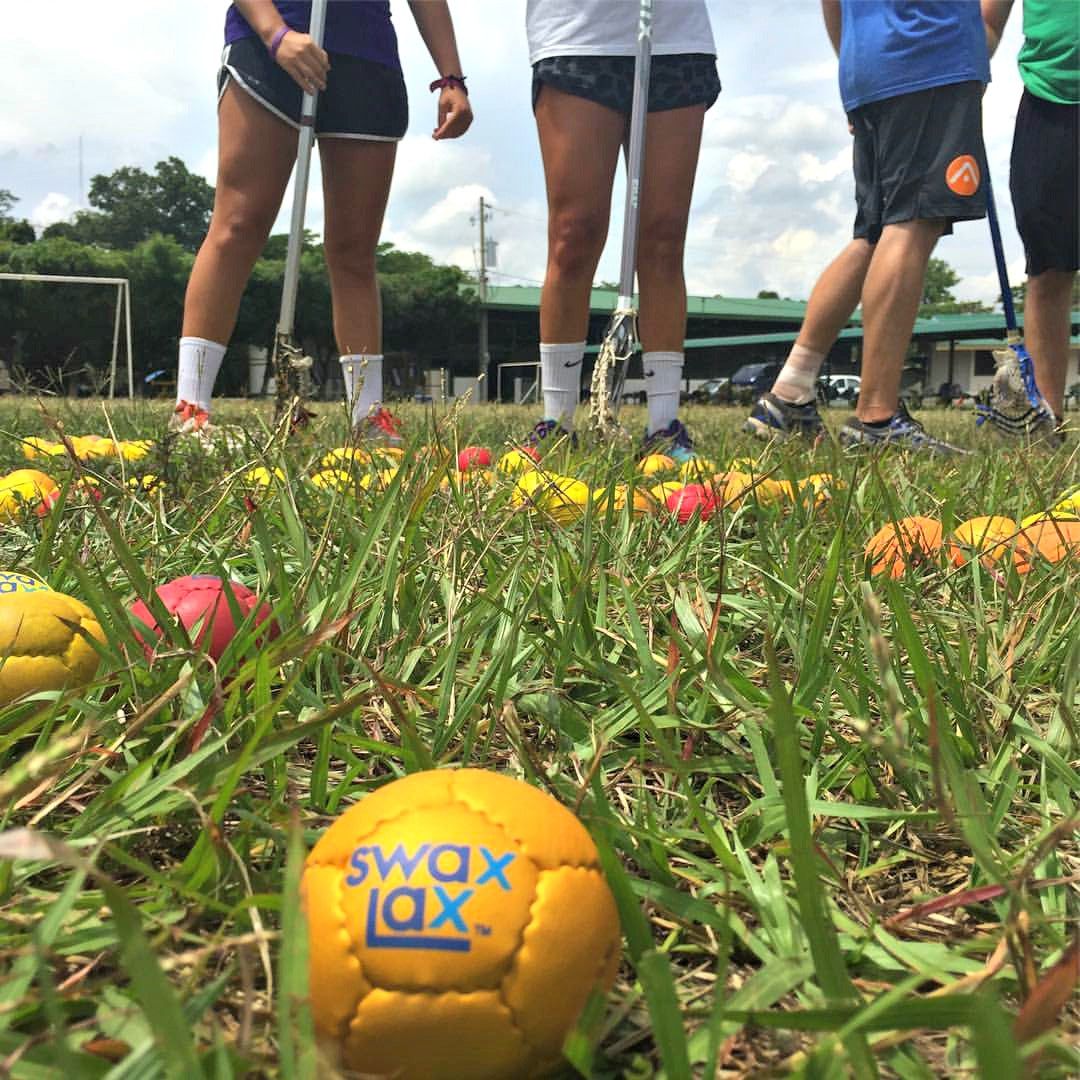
[429, 74, 468, 94]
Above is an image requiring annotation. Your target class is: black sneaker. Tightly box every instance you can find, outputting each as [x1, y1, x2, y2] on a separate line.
[527, 418, 578, 449]
[839, 401, 968, 455]
[642, 418, 695, 463]
[744, 392, 826, 441]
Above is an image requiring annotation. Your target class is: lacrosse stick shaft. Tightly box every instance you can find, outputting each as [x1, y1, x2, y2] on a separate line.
[606, 0, 654, 414]
[276, 0, 328, 341]
[984, 173, 1020, 335]
[616, 0, 654, 310]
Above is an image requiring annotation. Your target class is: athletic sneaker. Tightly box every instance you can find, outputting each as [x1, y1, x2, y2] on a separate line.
[976, 345, 1063, 447]
[744, 392, 826, 441]
[170, 399, 211, 434]
[839, 401, 968, 455]
[528, 418, 578, 449]
[643, 418, 695, 463]
[169, 400, 243, 451]
[353, 407, 403, 446]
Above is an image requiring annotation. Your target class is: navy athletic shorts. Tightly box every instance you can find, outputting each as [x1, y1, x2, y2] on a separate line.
[532, 53, 721, 114]
[850, 81, 987, 244]
[219, 36, 408, 140]
[1010, 88, 1080, 275]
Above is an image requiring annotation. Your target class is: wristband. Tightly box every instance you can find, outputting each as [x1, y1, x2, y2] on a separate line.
[429, 74, 468, 94]
[269, 25, 291, 59]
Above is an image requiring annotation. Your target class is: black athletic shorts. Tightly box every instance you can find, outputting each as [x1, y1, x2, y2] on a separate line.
[850, 81, 987, 244]
[219, 37, 408, 140]
[532, 53, 721, 114]
[1010, 88, 1080, 275]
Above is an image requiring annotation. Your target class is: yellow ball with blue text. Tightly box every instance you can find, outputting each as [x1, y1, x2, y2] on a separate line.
[302, 769, 621, 1079]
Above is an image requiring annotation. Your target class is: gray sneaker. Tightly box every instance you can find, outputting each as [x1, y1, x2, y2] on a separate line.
[839, 401, 968, 455]
[744, 392, 826, 441]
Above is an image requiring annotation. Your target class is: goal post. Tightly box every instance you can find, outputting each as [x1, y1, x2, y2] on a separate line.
[0, 273, 134, 399]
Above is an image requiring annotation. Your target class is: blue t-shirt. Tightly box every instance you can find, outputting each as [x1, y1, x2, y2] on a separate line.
[839, 1, 990, 112]
[225, 1, 400, 70]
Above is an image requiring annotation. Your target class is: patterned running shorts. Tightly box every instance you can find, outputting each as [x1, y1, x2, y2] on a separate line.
[532, 53, 721, 114]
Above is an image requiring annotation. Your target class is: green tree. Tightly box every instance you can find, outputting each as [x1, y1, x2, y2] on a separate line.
[0, 190, 36, 245]
[919, 257, 991, 316]
[44, 157, 214, 252]
[757, 289, 780, 300]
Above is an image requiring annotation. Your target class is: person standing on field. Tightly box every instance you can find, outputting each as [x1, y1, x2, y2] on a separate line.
[525, 0, 720, 462]
[745, 0, 990, 454]
[981, 0, 1078, 445]
[173, 0, 472, 444]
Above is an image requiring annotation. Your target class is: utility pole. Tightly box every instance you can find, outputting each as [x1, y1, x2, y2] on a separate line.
[477, 196, 490, 402]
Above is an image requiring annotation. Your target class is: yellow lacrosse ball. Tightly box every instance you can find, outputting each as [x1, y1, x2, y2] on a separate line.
[0, 587, 105, 705]
[302, 769, 621, 1079]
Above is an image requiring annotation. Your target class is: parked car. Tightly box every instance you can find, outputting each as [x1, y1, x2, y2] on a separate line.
[683, 376, 732, 404]
[817, 373, 861, 404]
[730, 362, 782, 403]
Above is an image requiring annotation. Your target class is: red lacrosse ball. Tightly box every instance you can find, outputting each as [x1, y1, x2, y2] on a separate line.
[666, 483, 716, 524]
[34, 489, 62, 518]
[457, 446, 493, 471]
[128, 575, 276, 660]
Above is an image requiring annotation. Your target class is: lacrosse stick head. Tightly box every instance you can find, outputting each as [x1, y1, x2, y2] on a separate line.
[975, 341, 1056, 436]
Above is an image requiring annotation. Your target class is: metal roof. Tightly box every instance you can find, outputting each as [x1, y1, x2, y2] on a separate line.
[582, 312, 1080, 352]
[482, 284, 808, 322]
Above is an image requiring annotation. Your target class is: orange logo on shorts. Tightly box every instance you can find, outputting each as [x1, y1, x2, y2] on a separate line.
[946, 155, 981, 196]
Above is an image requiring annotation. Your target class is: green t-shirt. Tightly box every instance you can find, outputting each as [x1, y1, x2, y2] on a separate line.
[1018, 0, 1080, 104]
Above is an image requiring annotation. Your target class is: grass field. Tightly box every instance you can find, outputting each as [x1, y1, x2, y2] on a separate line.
[0, 395, 1078, 1078]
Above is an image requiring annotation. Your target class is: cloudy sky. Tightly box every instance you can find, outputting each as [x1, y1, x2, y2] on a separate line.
[2, 1, 1035, 306]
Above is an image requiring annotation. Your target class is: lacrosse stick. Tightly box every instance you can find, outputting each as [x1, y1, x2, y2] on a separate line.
[975, 171, 1055, 435]
[588, 0, 653, 437]
[272, 0, 328, 432]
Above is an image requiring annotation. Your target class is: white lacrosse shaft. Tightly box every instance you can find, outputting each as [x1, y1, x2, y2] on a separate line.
[276, 0, 329, 340]
[606, 0, 654, 412]
[616, 0, 654, 314]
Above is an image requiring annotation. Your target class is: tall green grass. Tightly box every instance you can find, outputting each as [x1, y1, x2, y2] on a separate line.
[0, 397, 1077, 1077]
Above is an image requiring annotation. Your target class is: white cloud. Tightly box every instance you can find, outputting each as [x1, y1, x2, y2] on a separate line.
[30, 193, 77, 229]
[726, 152, 773, 194]
[797, 147, 849, 185]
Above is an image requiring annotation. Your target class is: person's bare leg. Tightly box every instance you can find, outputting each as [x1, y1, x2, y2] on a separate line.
[856, 220, 944, 422]
[319, 138, 397, 355]
[183, 83, 298, 342]
[795, 239, 875, 354]
[636, 104, 704, 351]
[770, 238, 874, 403]
[1024, 269, 1075, 418]
[535, 86, 625, 343]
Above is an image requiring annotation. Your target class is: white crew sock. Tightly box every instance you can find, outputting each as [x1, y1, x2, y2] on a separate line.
[540, 341, 585, 429]
[177, 337, 226, 413]
[341, 354, 383, 424]
[644, 350, 683, 434]
[773, 343, 824, 405]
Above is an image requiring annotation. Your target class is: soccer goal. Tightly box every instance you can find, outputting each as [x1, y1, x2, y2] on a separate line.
[0, 273, 134, 399]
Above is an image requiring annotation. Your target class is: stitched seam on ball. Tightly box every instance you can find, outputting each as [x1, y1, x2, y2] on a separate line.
[496, 865, 553, 1061]
[304, 805, 416, 869]
[335, 865, 367, 1047]
[447, 775, 600, 871]
[501, 866, 614, 1066]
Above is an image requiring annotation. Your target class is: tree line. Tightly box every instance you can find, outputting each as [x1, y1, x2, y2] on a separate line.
[0, 158, 478, 396]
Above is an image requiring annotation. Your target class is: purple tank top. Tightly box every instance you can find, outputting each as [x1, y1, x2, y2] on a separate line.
[225, 1, 400, 69]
